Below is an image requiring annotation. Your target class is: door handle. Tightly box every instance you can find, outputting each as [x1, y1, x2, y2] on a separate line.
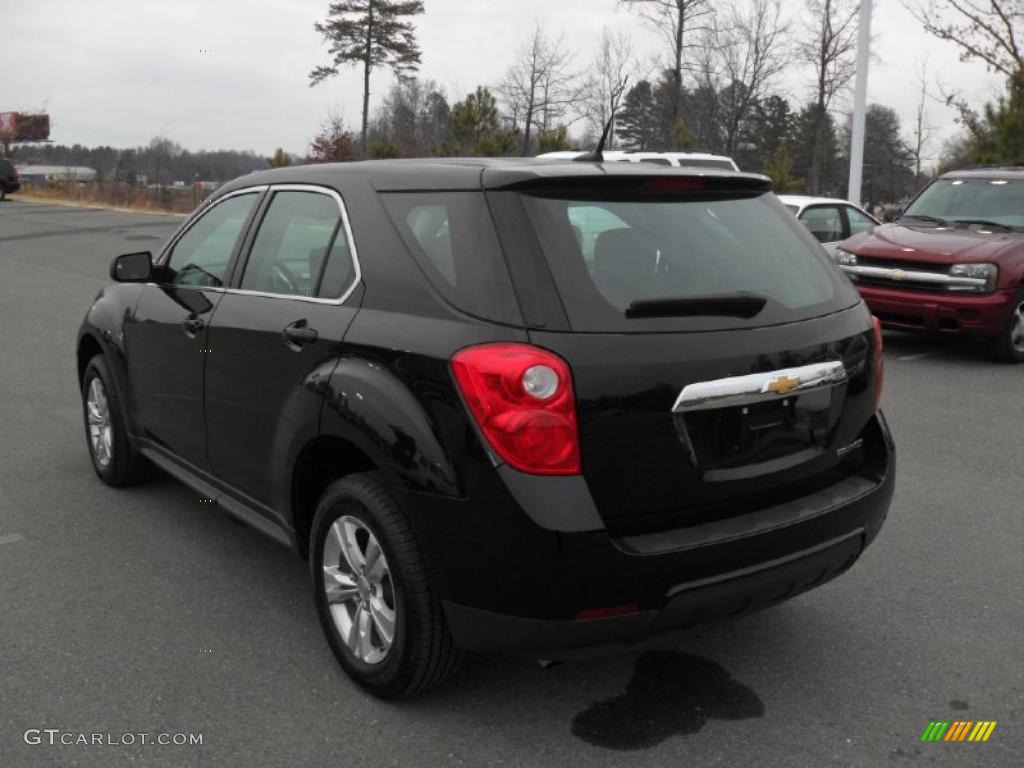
[183, 315, 205, 337]
[283, 320, 318, 348]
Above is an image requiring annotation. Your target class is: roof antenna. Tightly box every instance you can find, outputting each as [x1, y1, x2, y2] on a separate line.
[575, 82, 625, 162]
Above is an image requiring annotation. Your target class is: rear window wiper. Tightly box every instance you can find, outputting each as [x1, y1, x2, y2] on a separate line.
[898, 214, 948, 226]
[952, 218, 1020, 231]
[625, 293, 768, 319]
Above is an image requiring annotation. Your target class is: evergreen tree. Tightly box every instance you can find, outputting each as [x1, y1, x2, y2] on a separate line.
[967, 73, 1024, 164]
[451, 87, 518, 156]
[268, 148, 293, 167]
[617, 80, 660, 150]
[538, 125, 571, 153]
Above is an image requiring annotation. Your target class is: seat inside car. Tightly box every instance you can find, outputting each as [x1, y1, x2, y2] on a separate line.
[593, 228, 658, 306]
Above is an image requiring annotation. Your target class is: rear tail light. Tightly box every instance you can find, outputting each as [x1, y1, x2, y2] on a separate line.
[451, 343, 581, 475]
[576, 603, 639, 620]
[871, 316, 884, 410]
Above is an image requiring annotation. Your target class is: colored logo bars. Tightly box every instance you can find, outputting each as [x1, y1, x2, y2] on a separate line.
[921, 721, 997, 742]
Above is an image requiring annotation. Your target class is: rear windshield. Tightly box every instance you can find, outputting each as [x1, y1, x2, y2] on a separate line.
[519, 190, 852, 332]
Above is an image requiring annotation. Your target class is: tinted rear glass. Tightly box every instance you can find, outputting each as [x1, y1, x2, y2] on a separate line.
[380, 192, 522, 325]
[520, 190, 853, 332]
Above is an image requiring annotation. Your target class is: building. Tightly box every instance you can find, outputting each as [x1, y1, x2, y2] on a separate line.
[16, 165, 97, 184]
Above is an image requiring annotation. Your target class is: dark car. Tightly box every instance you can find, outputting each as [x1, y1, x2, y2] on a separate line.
[836, 166, 1024, 362]
[77, 159, 894, 698]
[0, 158, 20, 200]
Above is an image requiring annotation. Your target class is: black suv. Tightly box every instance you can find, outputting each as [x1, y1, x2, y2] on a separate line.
[0, 158, 20, 200]
[78, 159, 895, 698]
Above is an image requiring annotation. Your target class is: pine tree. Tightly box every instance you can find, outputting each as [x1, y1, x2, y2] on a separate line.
[451, 87, 518, 156]
[310, 1, 425, 159]
[267, 148, 293, 167]
[617, 80, 659, 150]
[968, 73, 1024, 164]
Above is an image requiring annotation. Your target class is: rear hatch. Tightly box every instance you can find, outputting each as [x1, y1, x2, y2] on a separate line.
[486, 169, 880, 535]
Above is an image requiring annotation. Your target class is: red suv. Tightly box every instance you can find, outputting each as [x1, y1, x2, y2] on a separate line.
[836, 167, 1024, 362]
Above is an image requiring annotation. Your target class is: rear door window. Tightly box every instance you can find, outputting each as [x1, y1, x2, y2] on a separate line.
[519, 189, 853, 332]
[380, 192, 522, 325]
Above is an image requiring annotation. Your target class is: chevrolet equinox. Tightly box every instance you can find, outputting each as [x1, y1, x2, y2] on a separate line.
[77, 159, 895, 698]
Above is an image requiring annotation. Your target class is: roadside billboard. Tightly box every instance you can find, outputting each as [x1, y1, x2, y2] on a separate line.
[0, 112, 51, 141]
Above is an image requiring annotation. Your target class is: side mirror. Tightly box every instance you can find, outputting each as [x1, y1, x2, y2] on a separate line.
[110, 251, 153, 282]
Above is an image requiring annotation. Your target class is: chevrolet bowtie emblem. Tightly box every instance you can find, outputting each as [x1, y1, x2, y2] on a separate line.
[765, 375, 800, 395]
[888, 268, 907, 280]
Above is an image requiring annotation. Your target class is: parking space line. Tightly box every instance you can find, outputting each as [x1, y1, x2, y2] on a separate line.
[0, 533, 26, 545]
[898, 351, 938, 361]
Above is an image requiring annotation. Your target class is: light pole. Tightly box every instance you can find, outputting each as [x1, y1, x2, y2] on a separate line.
[847, 0, 873, 206]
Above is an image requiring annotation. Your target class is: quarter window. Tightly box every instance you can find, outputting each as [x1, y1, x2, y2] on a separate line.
[165, 193, 258, 287]
[241, 190, 353, 298]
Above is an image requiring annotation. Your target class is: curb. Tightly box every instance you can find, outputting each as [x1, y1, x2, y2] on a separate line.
[7, 194, 189, 218]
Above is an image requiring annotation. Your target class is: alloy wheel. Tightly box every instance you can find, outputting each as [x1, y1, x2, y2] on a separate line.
[1011, 300, 1024, 353]
[322, 515, 396, 665]
[86, 378, 113, 467]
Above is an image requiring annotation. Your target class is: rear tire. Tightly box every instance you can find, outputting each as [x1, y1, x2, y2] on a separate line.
[992, 287, 1024, 363]
[310, 472, 462, 698]
[81, 355, 149, 486]
[0, 186, 6, 202]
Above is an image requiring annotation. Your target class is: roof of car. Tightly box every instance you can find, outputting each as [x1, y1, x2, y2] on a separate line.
[777, 195, 859, 208]
[941, 166, 1024, 179]
[218, 157, 770, 195]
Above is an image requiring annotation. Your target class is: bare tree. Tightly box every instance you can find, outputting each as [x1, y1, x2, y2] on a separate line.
[716, 0, 788, 154]
[910, 59, 936, 180]
[795, 0, 859, 194]
[498, 23, 579, 155]
[620, 0, 713, 127]
[904, 0, 1023, 79]
[581, 28, 635, 147]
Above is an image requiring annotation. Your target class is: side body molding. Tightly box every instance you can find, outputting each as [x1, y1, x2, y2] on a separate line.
[320, 357, 461, 498]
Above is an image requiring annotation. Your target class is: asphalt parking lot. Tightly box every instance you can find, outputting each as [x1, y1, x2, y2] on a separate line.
[0, 198, 1021, 767]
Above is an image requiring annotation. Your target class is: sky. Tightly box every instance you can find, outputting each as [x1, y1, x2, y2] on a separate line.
[2, 0, 1008, 166]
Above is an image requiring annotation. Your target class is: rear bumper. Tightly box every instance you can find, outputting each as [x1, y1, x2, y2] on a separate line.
[408, 412, 895, 658]
[858, 284, 1015, 336]
[3, 180, 20, 193]
[445, 528, 868, 658]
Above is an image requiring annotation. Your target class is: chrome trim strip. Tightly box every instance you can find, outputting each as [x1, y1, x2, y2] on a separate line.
[840, 264, 986, 288]
[672, 360, 847, 413]
[157, 185, 269, 265]
[156, 183, 362, 307]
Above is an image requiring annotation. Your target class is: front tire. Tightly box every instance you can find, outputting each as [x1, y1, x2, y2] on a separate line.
[992, 288, 1024, 363]
[81, 355, 148, 485]
[310, 472, 462, 698]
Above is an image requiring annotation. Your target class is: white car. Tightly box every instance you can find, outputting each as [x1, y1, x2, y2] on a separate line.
[537, 150, 740, 172]
[778, 195, 880, 256]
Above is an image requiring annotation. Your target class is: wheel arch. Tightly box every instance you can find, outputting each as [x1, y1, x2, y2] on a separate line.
[291, 435, 378, 559]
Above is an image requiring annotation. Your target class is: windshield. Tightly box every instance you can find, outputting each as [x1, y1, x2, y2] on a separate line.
[903, 178, 1024, 228]
[519, 190, 853, 332]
